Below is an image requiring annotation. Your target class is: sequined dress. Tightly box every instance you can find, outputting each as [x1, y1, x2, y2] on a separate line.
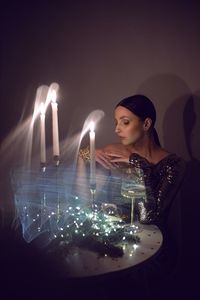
[128, 153, 186, 229]
[126, 153, 186, 281]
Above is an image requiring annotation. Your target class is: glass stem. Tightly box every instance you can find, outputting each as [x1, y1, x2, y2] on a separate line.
[131, 197, 134, 225]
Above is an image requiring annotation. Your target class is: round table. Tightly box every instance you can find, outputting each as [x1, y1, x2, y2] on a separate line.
[63, 224, 163, 278]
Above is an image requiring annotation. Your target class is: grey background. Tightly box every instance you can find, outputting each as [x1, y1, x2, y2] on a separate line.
[1, 1, 200, 162]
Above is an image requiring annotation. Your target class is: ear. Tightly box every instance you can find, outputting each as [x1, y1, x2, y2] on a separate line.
[143, 118, 152, 131]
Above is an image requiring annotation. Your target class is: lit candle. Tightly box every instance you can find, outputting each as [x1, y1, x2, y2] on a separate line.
[40, 103, 46, 165]
[89, 121, 96, 190]
[51, 90, 60, 162]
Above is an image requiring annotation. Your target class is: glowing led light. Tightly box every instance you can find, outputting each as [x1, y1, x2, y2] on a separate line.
[87, 213, 93, 219]
[133, 244, 138, 250]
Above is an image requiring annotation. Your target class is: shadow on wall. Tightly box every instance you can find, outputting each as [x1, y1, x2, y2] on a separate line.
[138, 74, 200, 294]
[164, 91, 200, 268]
[137, 73, 193, 160]
[164, 90, 200, 266]
[163, 93, 200, 162]
[180, 93, 200, 282]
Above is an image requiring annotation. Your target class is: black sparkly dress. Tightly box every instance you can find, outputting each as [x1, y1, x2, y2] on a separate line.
[128, 153, 186, 228]
[127, 153, 186, 282]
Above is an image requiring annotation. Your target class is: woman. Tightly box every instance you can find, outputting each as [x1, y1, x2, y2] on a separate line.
[78, 95, 186, 286]
[79, 95, 185, 227]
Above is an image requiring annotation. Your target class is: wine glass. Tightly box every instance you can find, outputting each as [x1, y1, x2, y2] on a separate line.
[121, 167, 145, 232]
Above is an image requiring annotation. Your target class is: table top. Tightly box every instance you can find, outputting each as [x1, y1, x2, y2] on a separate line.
[62, 224, 163, 278]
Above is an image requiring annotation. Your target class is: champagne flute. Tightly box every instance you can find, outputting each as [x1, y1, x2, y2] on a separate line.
[121, 167, 145, 232]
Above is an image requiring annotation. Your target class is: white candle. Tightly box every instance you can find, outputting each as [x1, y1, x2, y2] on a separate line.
[89, 121, 96, 189]
[40, 103, 46, 164]
[51, 90, 60, 159]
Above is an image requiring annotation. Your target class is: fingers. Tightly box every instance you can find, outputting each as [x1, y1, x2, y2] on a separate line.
[105, 152, 122, 158]
[110, 158, 129, 163]
[95, 149, 117, 169]
[105, 153, 129, 164]
[96, 156, 116, 169]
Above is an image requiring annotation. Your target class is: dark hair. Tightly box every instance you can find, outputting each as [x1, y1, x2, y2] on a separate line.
[116, 94, 161, 146]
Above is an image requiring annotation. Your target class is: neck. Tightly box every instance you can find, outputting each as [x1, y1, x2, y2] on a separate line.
[127, 135, 160, 162]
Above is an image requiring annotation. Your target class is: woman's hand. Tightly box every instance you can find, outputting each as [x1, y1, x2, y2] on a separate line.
[95, 148, 117, 169]
[95, 144, 132, 168]
[105, 148, 132, 164]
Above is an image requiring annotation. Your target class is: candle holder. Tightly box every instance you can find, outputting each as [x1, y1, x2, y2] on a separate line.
[40, 162, 46, 173]
[40, 164, 47, 229]
[90, 184, 96, 212]
[54, 160, 61, 223]
[53, 155, 60, 166]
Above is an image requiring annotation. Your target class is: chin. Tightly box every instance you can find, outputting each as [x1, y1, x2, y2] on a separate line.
[121, 139, 130, 146]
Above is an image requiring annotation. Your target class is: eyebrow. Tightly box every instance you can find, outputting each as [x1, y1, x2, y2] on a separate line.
[115, 116, 130, 120]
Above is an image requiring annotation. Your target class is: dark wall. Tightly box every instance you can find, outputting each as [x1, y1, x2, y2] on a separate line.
[1, 0, 200, 160]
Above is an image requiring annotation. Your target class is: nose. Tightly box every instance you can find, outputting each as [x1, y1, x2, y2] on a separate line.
[115, 124, 120, 134]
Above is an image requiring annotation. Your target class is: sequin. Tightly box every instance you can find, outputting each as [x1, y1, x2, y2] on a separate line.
[129, 153, 186, 226]
[79, 146, 90, 162]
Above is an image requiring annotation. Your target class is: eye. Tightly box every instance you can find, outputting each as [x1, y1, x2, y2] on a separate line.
[123, 119, 130, 125]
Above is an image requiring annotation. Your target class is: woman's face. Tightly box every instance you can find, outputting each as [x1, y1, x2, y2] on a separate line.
[114, 106, 145, 146]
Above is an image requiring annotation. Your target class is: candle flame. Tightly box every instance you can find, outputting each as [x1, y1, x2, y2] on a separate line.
[40, 102, 45, 115]
[46, 82, 59, 107]
[90, 121, 95, 132]
[51, 90, 57, 103]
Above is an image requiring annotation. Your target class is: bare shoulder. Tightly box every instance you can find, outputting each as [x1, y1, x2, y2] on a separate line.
[103, 143, 125, 152]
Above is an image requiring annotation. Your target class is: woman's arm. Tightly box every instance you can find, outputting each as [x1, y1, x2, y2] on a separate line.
[79, 143, 124, 169]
